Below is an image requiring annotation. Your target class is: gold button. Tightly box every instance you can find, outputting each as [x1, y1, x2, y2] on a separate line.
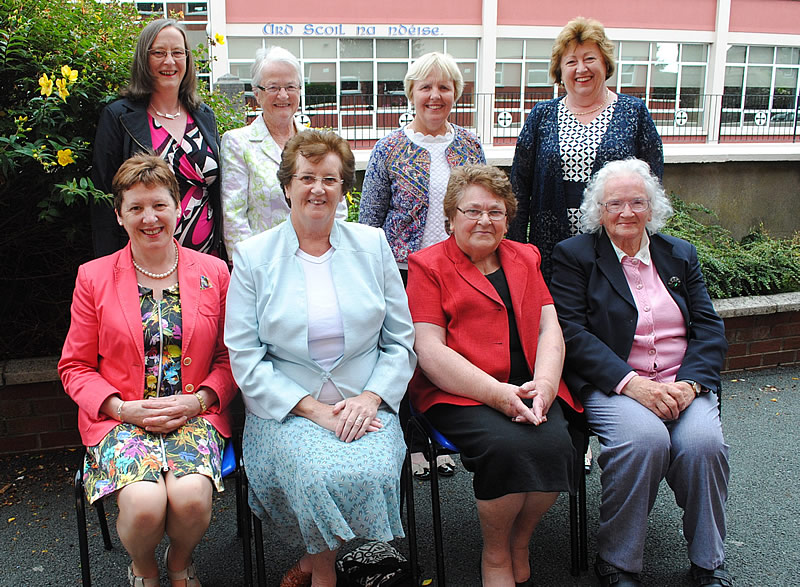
[183, 357, 192, 366]
[185, 384, 194, 392]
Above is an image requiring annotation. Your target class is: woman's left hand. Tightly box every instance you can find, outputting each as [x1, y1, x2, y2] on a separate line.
[514, 380, 556, 425]
[140, 394, 203, 434]
[332, 391, 383, 443]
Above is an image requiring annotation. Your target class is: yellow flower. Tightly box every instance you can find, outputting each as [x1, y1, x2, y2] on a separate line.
[38, 73, 53, 97]
[56, 77, 69, 101]
[61, 65, 79, 83]
[57, 149, 74, 166]
[214, 33, 225, 45]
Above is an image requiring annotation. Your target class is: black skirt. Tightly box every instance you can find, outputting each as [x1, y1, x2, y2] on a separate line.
[425, 398, 578, 500]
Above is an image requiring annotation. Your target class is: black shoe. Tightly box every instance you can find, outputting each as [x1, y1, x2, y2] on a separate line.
[594, 557, 642, 587]
[690, 563, 733, 586]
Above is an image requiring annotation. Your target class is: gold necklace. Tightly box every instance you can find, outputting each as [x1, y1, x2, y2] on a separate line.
[569, 89, 610, 116]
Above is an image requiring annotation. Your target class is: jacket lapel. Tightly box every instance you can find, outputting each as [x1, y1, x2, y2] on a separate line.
[595, 231, 636, 309]
[177, 243, 200, 350]
[443, 236, 503, 305]
[114, 244, 146, 362]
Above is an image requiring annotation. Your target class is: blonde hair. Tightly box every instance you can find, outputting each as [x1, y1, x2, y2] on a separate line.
[549, 16, 616, 84]
[404, 52, 464, 101]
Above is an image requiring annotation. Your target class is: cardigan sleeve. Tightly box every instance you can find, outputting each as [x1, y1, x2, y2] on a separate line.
[509, 104, 541, 243]
[358, 139, 392, 228]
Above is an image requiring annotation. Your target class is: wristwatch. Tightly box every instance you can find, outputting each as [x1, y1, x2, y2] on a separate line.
[681, 380, 704, 396]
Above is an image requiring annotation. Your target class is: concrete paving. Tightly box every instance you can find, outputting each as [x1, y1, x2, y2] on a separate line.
[1, 366, 798, 586]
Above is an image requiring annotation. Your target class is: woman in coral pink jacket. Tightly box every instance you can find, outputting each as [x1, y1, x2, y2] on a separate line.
[59, 154, 236, 587]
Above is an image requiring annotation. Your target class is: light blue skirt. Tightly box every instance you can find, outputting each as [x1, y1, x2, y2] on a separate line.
[243, 408, 406, 554]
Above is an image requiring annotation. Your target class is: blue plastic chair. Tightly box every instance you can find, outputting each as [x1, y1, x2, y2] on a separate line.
[74, 439, 247, 586]
[406, 404, 583, 585]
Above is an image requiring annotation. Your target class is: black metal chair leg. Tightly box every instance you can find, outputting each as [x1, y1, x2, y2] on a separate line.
[403, 446, 419, 585]
[579, 465, 588, 571]
[240, 464, 253, 587]
[253, 514, 267, 587]
[75, 470, 92, 587]
[94, 499, 113, 551]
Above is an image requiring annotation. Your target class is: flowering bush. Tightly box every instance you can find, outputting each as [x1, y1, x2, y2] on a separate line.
[0, 0, 243, 359]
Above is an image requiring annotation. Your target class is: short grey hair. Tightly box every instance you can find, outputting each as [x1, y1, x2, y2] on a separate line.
[251, 46, 302, 88]
[404, 52, 464, 102]
[580, 158, 673, 233]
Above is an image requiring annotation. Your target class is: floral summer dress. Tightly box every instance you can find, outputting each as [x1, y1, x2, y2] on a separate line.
[151, 114, 219, 254]
[82, 283, 224, 504]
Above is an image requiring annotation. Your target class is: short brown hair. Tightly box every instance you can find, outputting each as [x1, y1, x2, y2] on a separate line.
[277, 130, 356, 195]
[112, 154, 180, 212]
[443, 164, 517, 231]
[549, 16, 616, 84]
[122, 19, 202, 111]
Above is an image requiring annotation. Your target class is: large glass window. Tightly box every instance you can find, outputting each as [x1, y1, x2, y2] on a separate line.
[724, 45, 800, 129]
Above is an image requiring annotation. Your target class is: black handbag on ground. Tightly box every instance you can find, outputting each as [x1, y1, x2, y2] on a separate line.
[335, 541, 412, 587]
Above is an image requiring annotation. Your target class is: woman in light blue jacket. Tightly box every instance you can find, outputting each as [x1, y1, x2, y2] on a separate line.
[225, 130, 416, 587]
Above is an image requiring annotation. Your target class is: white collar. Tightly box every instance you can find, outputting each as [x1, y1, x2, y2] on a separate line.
[609, 230, 652, 265]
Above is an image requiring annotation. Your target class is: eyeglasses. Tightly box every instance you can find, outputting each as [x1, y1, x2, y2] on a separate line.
[256, 84, 301, 95]
[456, 207, 507, 221]
[148, 49, 187, 60]
[600, 199, 650, 213]
[292, 174, 343, 187]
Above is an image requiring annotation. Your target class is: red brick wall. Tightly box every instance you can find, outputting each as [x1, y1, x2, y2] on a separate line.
[722, 310, 800, 372]
[0, 380, 80, 453]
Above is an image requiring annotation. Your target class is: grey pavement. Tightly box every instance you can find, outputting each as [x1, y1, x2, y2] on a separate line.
[2, 366, 798, 586]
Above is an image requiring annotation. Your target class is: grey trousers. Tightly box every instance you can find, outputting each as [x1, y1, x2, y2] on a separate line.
[583, 389, 730, 573]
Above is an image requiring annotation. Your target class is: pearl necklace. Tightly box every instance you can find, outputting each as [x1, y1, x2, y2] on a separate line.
[569, 89, 611, 116]
[150, 105, 182, 120]
[132, 242, 179, 279]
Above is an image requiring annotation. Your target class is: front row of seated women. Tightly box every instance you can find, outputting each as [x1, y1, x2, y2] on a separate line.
[61, 132, 730, 587]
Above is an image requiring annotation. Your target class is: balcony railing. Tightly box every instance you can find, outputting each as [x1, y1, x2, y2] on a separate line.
[246, 92, 800, 148]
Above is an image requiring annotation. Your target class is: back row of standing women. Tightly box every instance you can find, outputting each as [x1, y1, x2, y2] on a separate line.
[66, 12, 731, 587]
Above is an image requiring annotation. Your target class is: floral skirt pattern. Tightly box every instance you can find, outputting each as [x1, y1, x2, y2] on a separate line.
[243, 408, 406, 554]
[83, 417, 225, 504]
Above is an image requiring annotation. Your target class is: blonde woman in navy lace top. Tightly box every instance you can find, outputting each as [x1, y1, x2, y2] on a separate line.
[509, 17, 663, 282]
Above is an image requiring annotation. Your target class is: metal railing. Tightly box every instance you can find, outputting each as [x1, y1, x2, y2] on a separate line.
[249, 92, 800, 148]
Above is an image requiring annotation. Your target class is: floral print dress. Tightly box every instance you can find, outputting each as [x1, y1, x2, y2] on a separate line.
[82, 283, 224, 504]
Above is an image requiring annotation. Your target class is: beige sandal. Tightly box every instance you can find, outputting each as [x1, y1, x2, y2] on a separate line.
[164, 544, 202, 587]
[127, 564, 159, 587]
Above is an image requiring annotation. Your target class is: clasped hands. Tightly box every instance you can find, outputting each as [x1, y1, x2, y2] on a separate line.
[120, 394, 204, 434]
[622, 376, 695, 420]
[315, 391, 383, 443]
[492, 380, 554, 426]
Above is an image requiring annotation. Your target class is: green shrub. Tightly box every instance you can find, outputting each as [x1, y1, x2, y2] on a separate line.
[663, 195, 800, 298]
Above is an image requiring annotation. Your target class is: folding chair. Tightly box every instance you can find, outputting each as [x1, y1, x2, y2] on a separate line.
[74, 439, 247, 586]
[406, 406, 584, 586]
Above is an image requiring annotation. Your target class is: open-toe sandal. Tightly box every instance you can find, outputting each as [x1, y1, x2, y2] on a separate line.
[164, 544, 202, 587]
[127, 564, 159, 587]
[280, 561, 312, 587]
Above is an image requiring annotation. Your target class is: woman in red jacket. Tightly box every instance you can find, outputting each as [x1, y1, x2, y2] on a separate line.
[60, 154, 236, 587]
[407, 165, 581, 587]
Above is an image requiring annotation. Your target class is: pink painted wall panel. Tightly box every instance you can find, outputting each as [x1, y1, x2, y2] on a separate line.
[497, 0, 717, 31]
[730, 0, 800, 34]
[225, 0, 482, 25]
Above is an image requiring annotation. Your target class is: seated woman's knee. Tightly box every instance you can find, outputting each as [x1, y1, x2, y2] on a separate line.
[167, 474, 212, 516]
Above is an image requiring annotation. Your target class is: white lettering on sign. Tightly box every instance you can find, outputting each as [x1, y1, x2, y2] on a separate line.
[387, 25, 441, 36]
